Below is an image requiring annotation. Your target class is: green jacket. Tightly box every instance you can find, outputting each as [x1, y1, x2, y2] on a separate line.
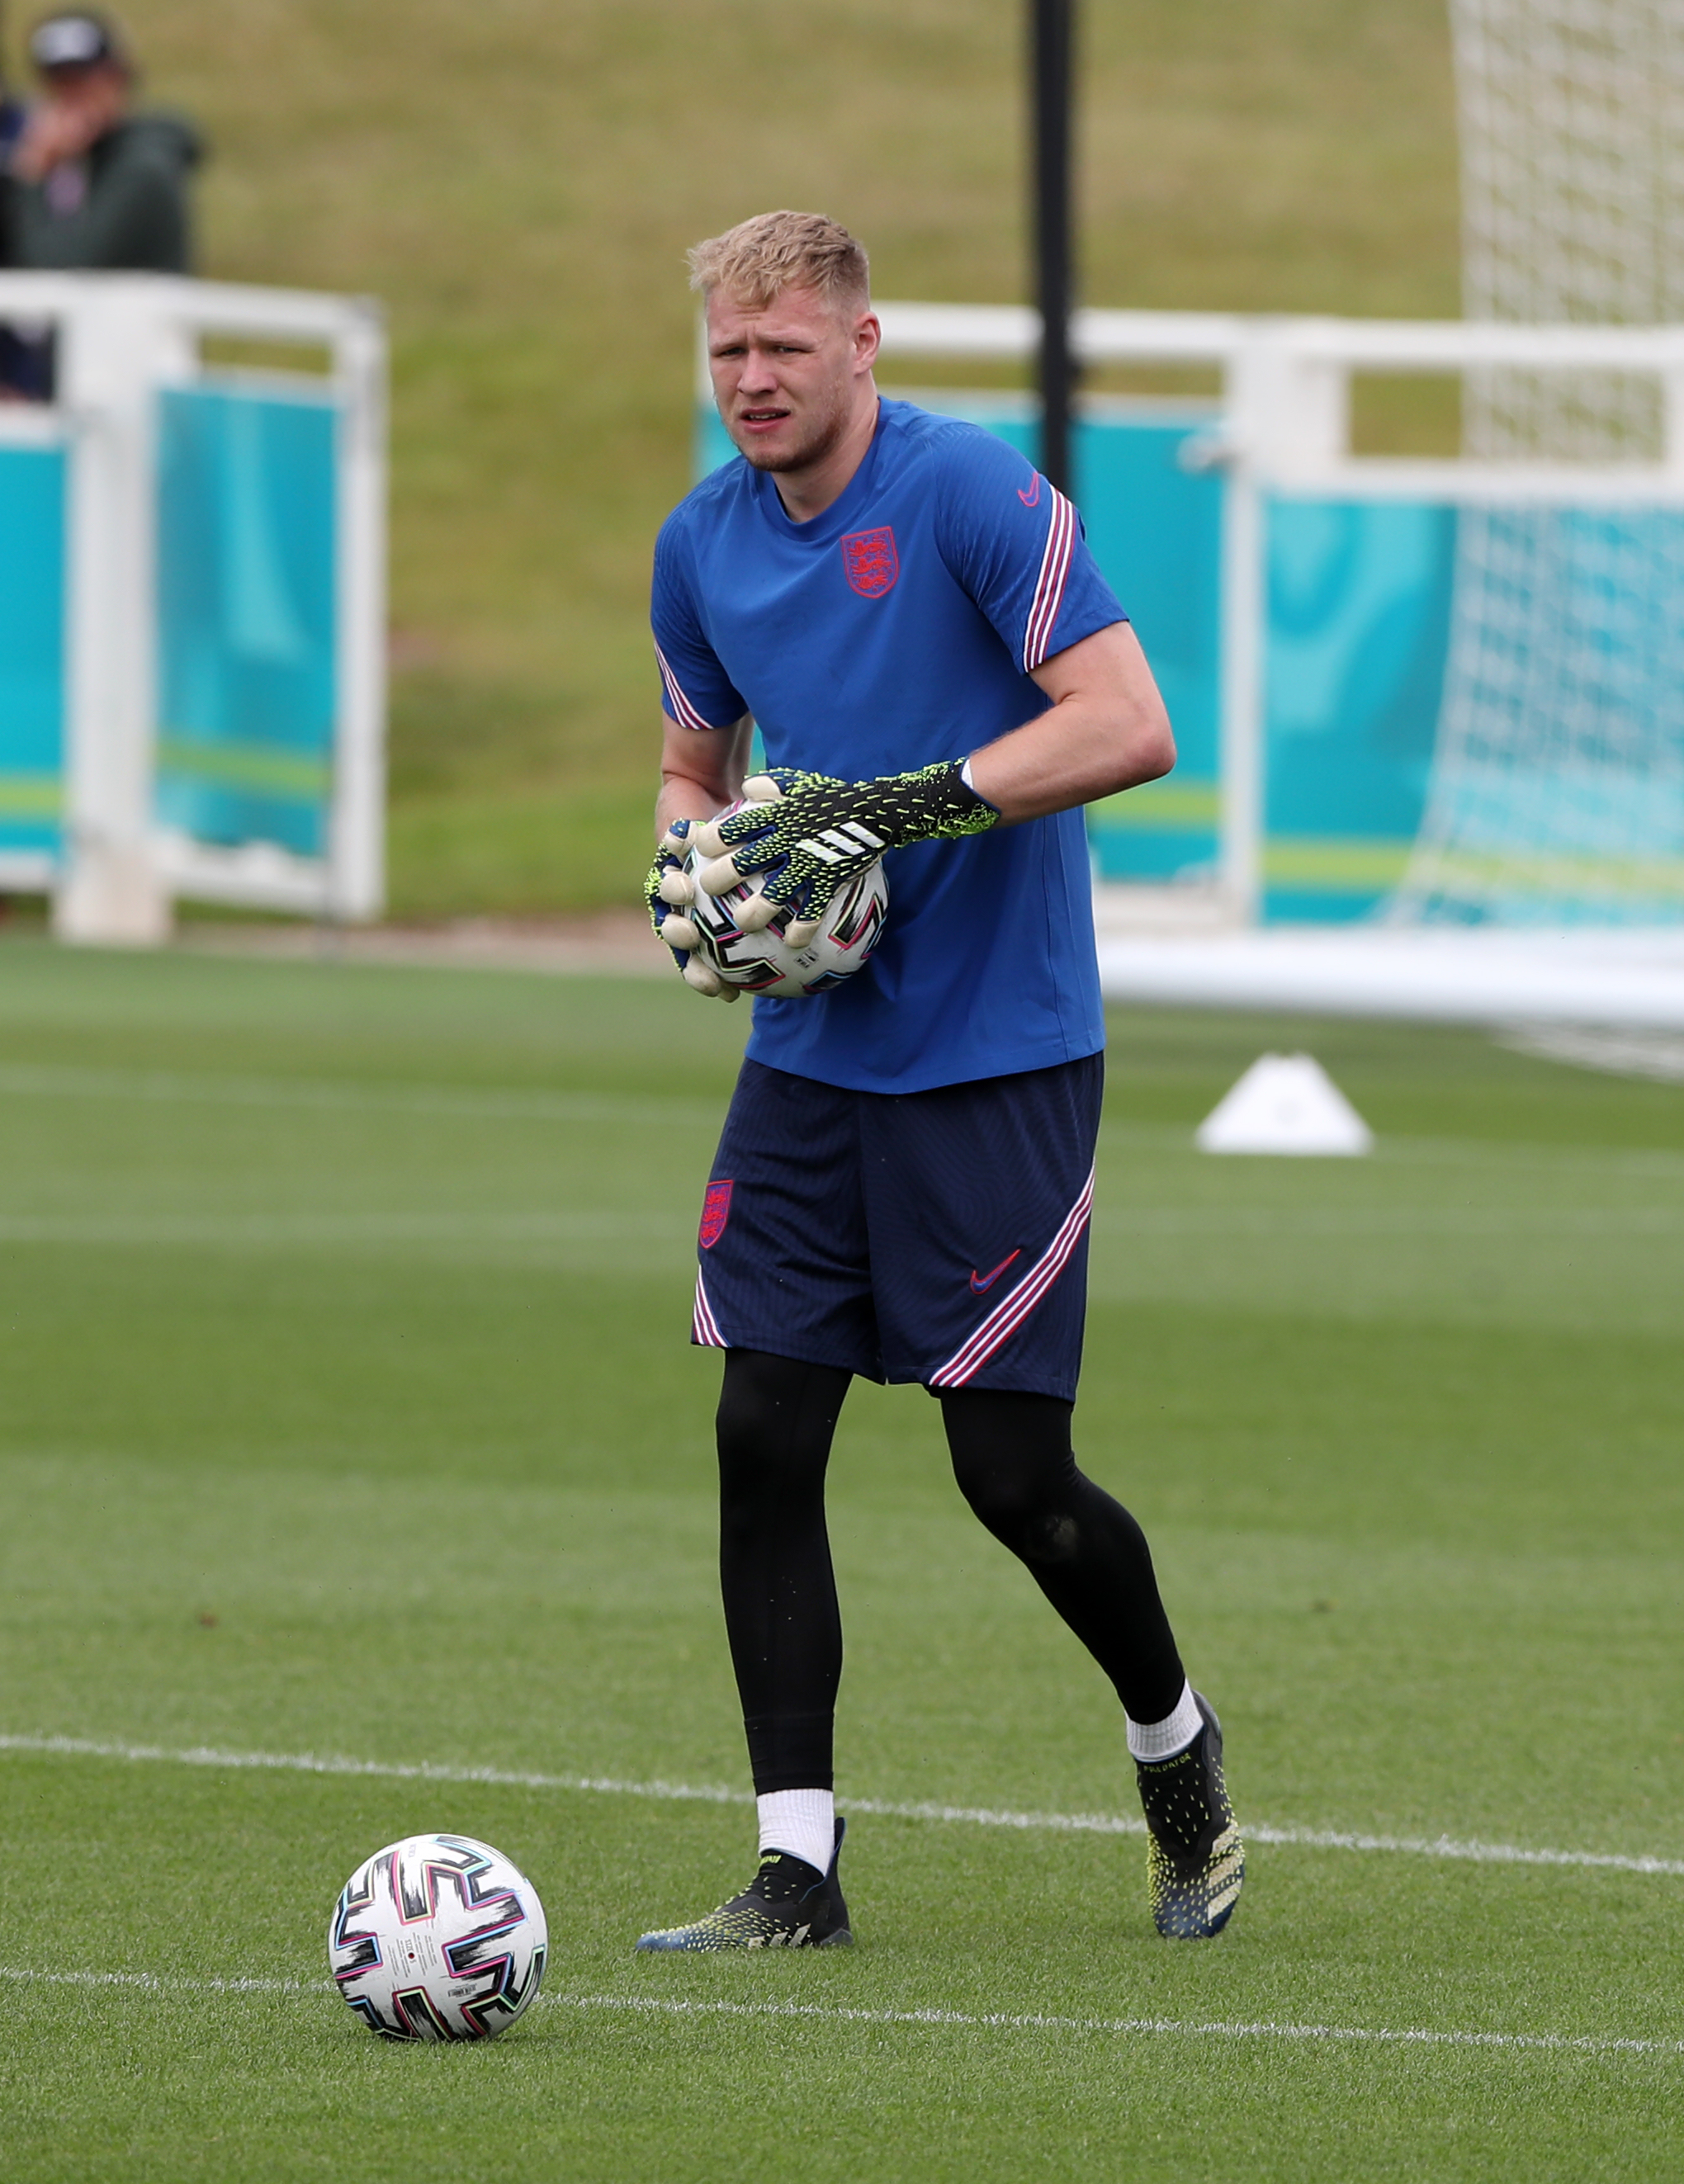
[6, 110, 203, 272]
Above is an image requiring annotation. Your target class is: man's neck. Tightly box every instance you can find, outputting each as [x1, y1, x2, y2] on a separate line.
[772, 386, 880, 524]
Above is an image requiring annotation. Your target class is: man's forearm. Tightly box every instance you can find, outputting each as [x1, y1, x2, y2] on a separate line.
[965, 692, 1174, 824]
[655, 717, 750, 839]
[967, 620, 1175, 825]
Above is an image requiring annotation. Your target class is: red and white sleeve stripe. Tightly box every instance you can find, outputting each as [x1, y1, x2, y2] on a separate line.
[927, 1166, 1094, 1388]
[1021, 486, 1078, 674]
[655, 641, 725, 732]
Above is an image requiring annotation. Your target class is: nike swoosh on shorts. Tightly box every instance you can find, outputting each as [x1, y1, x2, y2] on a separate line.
[968, 1250, 1023, 1294]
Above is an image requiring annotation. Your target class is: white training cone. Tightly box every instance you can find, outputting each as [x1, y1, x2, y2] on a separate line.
[1195, 1053, 1373, 1157]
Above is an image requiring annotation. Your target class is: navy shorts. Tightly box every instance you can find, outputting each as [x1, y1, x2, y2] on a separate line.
[691, 1054, 1102, 1401]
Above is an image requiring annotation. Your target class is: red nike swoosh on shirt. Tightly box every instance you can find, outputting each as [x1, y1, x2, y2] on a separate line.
[1017, 475, 1041, 508]
[968, 1250, 1023, 1294]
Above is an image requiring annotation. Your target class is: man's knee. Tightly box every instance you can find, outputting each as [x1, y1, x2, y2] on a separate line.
[940, 1387, 1149, 1570]
[942, 1387, 1074, 1555]
[950, 1451, 1084, 1562]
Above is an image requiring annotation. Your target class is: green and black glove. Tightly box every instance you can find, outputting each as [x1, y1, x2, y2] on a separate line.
[693, 763, 999, 943]
[643, 816, 739, 1001]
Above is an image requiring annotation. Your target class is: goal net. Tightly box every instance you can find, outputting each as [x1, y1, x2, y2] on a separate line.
[1389, 0, 1684, 924]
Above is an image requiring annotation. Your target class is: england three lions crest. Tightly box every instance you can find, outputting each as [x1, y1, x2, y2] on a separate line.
[841, 526, 898, 598]
[699, 1179, 734, 1250]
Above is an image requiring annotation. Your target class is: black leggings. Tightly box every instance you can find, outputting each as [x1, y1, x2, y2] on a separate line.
[716, 1348, 1185, 1793]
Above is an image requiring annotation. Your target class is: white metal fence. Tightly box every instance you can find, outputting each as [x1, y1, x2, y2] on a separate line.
[0, 272, 385, 943]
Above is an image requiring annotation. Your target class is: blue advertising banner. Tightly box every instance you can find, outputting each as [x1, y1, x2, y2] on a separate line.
[155, 383, 338, 859]
[0, 444, 66, 860]
[1262, 497, 1457, 922]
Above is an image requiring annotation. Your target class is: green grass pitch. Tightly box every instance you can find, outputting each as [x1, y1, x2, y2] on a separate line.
[0, 940, 1681, 2181]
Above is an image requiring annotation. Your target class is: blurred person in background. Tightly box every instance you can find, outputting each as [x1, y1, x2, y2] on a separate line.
[0, 57, 25, 167]
[0, 9, 202, 399]
[0, 41, 27, 390]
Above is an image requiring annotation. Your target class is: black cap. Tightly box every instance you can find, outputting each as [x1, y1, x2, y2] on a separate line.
[29, 12, 127, 73]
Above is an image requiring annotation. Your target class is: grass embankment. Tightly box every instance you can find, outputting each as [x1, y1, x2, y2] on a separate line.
[0, 948, 1681, 2178]
[52, 1, 1463, 914]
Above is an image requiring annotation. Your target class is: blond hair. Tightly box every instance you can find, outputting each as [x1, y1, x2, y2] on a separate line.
[687, 211, 870, 314]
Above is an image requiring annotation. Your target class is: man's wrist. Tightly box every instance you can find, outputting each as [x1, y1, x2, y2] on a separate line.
[956, 756, 1000, 815]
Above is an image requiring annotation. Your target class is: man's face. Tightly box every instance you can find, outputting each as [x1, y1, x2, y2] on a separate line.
[37, 60, 128, 135]
[707, 283, 878, 474]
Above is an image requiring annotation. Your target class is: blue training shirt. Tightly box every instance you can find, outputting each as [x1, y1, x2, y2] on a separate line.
[651, 397, 1126, 1094]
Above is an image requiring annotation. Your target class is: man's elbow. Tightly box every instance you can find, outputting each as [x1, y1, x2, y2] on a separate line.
[1133, 713, 1176, 786]
[1109, 702, 1175, 793]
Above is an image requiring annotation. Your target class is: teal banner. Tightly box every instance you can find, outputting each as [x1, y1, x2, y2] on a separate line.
[0, 444, 66, 858]
[156, 383, 338, 859]
[1263, 497, 1456, 922]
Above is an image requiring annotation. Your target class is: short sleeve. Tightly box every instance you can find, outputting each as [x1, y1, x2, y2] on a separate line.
[931, 427, 1127, 674]
[651, 515, 748, 730]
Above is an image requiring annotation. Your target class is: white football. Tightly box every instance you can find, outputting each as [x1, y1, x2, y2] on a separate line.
[684, 806, 888, 998]
[329, 1832, 547, 2042]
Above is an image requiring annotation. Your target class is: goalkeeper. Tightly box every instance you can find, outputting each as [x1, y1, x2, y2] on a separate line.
[636, 210, 1243, 1952]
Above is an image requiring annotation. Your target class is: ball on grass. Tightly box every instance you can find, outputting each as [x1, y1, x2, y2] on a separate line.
[329, 1833, 547, 2044]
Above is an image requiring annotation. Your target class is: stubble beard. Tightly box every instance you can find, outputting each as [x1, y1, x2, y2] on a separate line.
[730, 377, 854, 475]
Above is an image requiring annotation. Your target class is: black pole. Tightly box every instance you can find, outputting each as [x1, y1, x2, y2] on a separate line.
[1030, 0, 1075, 496]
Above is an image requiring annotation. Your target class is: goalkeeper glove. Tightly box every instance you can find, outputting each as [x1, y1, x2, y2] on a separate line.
[693, 763, 998, 944]
[644, 818, 739, 1001]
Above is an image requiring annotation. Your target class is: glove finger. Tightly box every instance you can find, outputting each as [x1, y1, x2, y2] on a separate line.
[657, 867, 694, 908]
[783, 915, 821, 949]
[788, 870, 840, 926]
[753, 859, 807, 910]
[739, 774, 784, 804]
[660, 914, 700, 951]
[659, 820, 693, 857]
[682, 957, 726, 997]
[695, 851, 749, 896]
[734, 890, 779, 934]
[711, 810, 779, 852]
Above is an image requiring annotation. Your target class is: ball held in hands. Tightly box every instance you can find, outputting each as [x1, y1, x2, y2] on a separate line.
[708, 760, 996, 925]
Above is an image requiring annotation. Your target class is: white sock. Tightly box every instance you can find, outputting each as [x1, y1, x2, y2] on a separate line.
[756, 1787, 835, 1876]
[1126, 1680, 1202, 1762]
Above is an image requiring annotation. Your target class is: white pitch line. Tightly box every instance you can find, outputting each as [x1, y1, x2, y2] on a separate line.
[0, 1733, 754, 1807]
[844, 1797, 1684, 1878]
[0, 1965, 315, 1996]
[5, 1732, 1682, 1880]
[0, 1967, 1676, 2060]
[543, 1992, 1684, 2059]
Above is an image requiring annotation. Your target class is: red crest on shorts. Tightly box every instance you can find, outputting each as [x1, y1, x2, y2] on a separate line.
[841, 527, 899, 598]
[699, 1179, 734, 1250]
